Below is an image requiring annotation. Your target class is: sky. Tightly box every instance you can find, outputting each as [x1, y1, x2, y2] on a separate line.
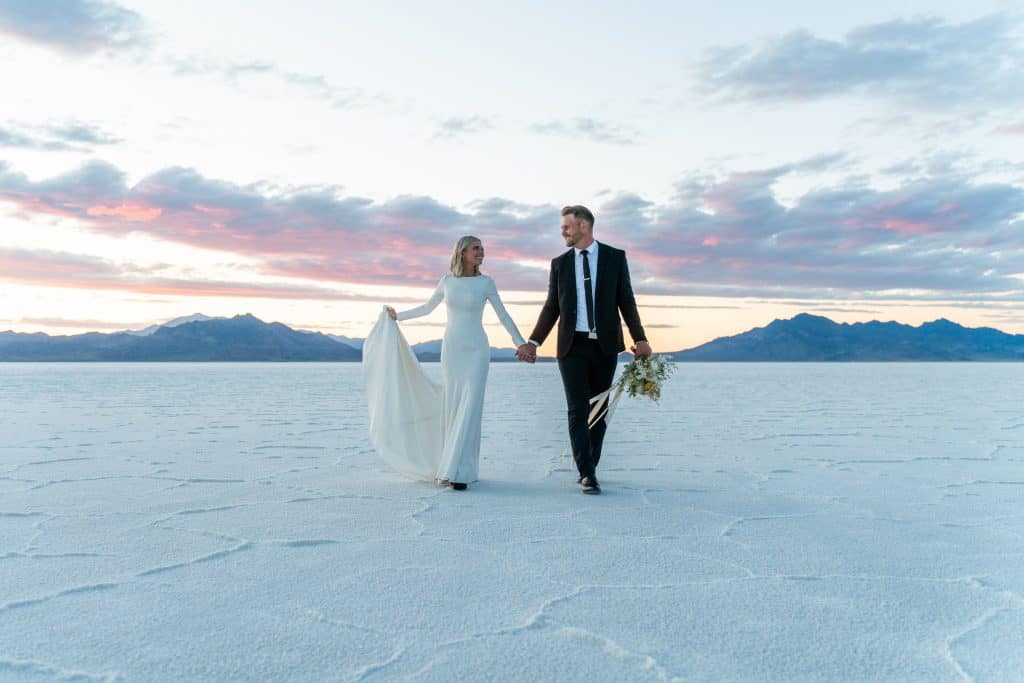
[1, 0, 1022, 353]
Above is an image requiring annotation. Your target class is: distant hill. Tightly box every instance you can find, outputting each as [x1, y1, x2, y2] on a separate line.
[0, 314, 360, 361]
[126, 313, 217, 336]
[327, 334, 364, 350]
[671, 313, 1024, 361]
[0, 329, 138, 361]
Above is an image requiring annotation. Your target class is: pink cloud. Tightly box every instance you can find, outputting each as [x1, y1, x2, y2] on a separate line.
[2, 157, 1023, 300]
[841, 192, 972, 236]
[87, 202, 163, 220]
[880, 219, 934, 234]
[0, 161, 587, 293]
[0, 248, 398, 301]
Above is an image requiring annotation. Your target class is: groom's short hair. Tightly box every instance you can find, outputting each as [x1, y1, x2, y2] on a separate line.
[562, 205, 594, 228]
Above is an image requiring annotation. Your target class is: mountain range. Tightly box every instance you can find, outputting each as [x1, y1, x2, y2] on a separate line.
[0, 314, 359, 361]
[669, 313, 1024, 361]
[1, 312, 1021, 361]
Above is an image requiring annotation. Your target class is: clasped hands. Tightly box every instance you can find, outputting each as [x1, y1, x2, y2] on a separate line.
[515, 343, 536, 364]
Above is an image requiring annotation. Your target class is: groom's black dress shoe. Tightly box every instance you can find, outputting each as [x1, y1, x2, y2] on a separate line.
[580, 476, 601, 494]
[451, 482, 467, 491]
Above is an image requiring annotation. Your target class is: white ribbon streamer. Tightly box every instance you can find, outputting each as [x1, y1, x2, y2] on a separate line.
[558, 377, 625, 465]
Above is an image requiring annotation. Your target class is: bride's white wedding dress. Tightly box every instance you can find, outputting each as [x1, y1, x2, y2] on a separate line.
[363, 274, 525, 483]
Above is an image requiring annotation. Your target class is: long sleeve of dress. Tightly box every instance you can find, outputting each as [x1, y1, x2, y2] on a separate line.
[485, 277, 526, 348]
[397, 277, 446, 321]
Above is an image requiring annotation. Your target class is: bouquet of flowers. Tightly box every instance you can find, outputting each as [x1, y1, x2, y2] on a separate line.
[616, 353, 675, 402]
[587, 353, 676, 427]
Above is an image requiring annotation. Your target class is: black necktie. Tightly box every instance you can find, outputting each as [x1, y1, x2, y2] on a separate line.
[582, 249, 596, 338]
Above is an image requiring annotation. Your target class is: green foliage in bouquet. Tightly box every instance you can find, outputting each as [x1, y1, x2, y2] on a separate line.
[617, 354, 676, 401]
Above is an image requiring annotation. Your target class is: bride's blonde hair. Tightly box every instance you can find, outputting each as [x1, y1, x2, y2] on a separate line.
[449, 235, 482, 277]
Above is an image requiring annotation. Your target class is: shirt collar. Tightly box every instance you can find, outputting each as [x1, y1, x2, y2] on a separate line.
[574, 240, 599, 257]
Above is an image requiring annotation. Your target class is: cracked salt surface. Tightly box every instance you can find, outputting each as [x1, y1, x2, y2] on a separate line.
[0, 362, 1022, 682]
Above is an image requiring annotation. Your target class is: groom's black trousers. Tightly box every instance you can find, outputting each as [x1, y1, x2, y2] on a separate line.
[558, 333, 618, 479]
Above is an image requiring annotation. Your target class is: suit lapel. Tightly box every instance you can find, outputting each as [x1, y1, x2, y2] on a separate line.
[561, 249, 576, 315]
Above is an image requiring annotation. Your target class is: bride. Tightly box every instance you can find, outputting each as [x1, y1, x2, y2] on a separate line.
[362, 236, 530, 490]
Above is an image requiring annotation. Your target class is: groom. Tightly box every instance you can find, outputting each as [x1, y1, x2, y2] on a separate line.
[516, 205, 651, 494]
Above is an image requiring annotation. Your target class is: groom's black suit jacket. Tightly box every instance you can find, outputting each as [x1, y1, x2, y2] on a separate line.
[529, 243, 646, 359]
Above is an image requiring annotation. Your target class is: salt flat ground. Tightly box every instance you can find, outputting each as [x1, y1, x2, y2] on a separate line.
[0, 363, 1021, 682]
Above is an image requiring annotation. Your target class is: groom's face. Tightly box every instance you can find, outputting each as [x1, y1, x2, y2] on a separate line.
[561, 214, 584, 247]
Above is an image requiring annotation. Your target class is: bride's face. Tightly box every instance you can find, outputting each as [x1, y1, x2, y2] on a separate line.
[462, 240, 484, 273]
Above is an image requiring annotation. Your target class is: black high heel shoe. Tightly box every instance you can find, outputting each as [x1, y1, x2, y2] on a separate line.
[451, 482, 467, 490]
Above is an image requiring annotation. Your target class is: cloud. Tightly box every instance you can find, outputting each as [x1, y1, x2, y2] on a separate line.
[0, 0, 147, 55]
[434, 116, 493, 140]
[0, 127, 70, 151]
[44, 121, 121, 145]
[612, 160, 1024, 300]
[0, 121, 121, 151]
[697, 14, 1024, 109]
[0, 246, 437, 303]
[277, 70, 376, 109]
[528, 118, 635, 145]
[0, 160, 477, 286]
[0, 157, 570, 293]
[993, 121, 1024, 135]
[165, 56, 379, 110]
[0, 246, 123, 282]
[0, 1, 375, 111]
[16, 316, 149, 330]
[2, 156, 1022, 302]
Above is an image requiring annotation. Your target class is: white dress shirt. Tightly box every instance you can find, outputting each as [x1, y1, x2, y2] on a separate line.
[574, 240, 599, 335]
